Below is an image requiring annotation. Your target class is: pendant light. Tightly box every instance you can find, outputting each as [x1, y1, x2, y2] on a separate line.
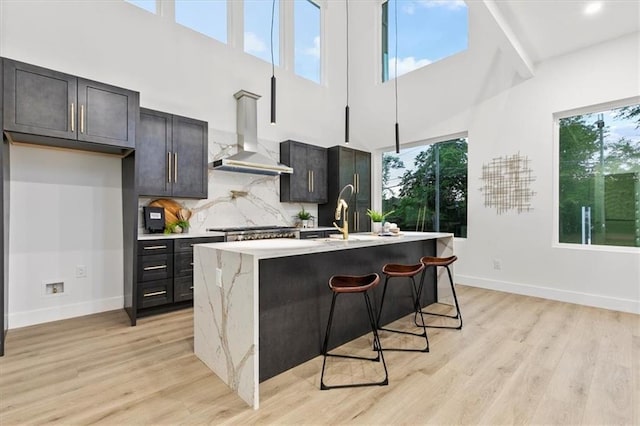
[345, 0, 350, 144]
[270, 0, 276, 125]
[394, 0, 400, 154]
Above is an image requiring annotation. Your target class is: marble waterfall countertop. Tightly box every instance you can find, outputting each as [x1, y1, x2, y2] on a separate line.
[193, 231, 454, 409]
[197, 231, 453, 258]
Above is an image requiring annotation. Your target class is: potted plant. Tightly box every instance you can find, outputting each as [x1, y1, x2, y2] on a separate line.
[366, 209, 394, 234]
[297, 208, 313, 228]
[165, 219, 190, 234]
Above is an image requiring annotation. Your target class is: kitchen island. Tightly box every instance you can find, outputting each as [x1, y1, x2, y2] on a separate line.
[193, 232, 454, 409]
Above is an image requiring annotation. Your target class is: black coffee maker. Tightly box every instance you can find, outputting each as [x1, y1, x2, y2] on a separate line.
[143, 206, 165, 233]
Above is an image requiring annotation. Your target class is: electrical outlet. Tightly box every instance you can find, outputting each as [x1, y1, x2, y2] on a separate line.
[197, 212, 206, 223]
[215, 268, 222, 288]
[45, 282, 64, 295]
[493, 259, 502, 270]
[76, 265, 87, 278]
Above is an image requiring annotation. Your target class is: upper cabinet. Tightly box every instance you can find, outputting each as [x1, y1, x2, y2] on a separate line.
[318, 146, 371, 233]
[280, 140, 328, 203]
[2, 59, 138, 154]
[137, 108, 208, 199]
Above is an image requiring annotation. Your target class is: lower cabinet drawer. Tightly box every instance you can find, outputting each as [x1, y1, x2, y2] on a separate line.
[174, 276, 194, 302]
[174, 252, 194, 277]
[138, 279, 173, 308]
[138, 254, 173, 282]
[299, 230, 325, 239]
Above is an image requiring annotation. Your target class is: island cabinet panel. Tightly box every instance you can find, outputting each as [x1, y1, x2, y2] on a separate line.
[279, 140, 328, 203]
[257, 239, 436, 382]
[136, 236, 223, 317]
[318, 146, 371, 233]
[3, 59, 138, 153]
[137, 108, 208, 199]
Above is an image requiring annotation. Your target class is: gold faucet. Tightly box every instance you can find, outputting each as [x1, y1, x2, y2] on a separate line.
[333, 199, 349, 240]
[332, 184, 354, 240]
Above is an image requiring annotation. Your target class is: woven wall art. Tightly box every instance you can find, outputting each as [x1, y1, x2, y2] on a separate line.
[480, 152, 536, 214]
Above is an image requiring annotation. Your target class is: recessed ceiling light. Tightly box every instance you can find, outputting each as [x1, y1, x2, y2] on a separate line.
[584, 1, 603, 15]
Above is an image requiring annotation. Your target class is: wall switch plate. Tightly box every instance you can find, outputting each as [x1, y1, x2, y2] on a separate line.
[76, 265, 87, 278]
[493, 259, 502, 270]
[215, 268, 222, 287]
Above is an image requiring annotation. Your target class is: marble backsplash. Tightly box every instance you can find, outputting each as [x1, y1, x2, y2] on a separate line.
[138, 127, 318, 234]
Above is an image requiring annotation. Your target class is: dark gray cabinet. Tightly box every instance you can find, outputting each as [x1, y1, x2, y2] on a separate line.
[280, 140, 328, 203]
[136, 235, 223, 316]
[298, 229, 341, 239]
[3, 59, 137, 153]
[137, 108, 208, 199]
[318, 146, 371, 233]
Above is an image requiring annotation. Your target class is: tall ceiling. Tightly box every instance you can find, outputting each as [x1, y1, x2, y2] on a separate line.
[493, 0, 640, 65]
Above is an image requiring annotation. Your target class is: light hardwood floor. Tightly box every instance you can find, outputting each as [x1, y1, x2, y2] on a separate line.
[1, 285, 638, 425]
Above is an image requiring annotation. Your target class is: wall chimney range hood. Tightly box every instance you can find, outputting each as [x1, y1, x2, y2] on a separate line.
[210, 90, 293, 176]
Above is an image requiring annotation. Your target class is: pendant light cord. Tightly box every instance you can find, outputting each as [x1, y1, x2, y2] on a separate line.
[270, 0, 276, 78]
[346, 0, 350, 107]
[394, 0, 398, 125]
[394, 0, 400, 153]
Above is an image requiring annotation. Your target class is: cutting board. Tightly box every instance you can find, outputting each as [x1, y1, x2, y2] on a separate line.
[148, 199, 182, 226]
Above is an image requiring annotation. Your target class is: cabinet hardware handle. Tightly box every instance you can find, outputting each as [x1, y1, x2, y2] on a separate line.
[144, 290, 167, 298]
[357, 174, 360, 193]
[70, 103, 75, 132]
[167, 152, 172, 183]
[189, 286, 194, 290]
[305, 235, 319, 239]
[80, 104, 85, 133]
[143, 265, 167, 271]
[174, 152, 178, 182]
[190, 262, 194, 266]
[311, 170, 314, 192]
[144, 245, 167, 250]
[308, 170, 311, 192]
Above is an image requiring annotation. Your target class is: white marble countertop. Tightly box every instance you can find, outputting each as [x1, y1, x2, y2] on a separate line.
[197, 231, 452, 259]
[138, 231, 225, 240]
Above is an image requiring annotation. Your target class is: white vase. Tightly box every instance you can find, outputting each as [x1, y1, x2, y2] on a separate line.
[302, 220, 309, 228]
[372, 222, 382, 234]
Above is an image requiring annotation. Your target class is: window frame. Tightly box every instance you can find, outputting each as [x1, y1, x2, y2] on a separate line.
[292, 0, 325, 85]
[552, 95, 640, 253]
[378, 0, 469, 84]
[375, 131, 469, 239]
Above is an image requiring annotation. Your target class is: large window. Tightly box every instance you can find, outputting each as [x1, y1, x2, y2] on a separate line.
[383, 138, 468, 237]
[294, 0, 321, 83]
[244, 0, 279, 65]
[176, 0, 227, 43]
[558, 104, 640, 247]
[382, 0, 468, 82]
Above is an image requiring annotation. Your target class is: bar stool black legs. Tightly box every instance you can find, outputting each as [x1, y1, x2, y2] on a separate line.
[376, 263, 430, 352]
[320, 273, 389, 390]
[416, 256, 463, 330]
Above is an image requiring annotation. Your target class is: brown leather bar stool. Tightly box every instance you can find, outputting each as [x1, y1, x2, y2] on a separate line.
[416, 256, 463, 330]
[320, 273, 388, 390]
[376, 263, 429, 352]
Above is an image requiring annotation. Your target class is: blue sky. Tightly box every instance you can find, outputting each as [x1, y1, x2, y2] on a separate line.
[386, 0, 468, 79]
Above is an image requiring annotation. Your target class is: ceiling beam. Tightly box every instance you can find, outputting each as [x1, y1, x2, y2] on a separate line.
[481, 0, 535, 79]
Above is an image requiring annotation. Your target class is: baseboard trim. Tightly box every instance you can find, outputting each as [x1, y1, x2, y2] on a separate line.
[457, 275, 640, 315]
[8, 296, 124, 329]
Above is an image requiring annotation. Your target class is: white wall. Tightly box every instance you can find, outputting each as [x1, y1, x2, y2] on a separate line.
[367, 31, 640, 313]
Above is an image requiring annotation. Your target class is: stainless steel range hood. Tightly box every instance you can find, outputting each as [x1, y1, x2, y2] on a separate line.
[210, 90, 293, 176]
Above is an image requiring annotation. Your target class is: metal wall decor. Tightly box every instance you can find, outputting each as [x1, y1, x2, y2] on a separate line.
[480, 152, 536, 214]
